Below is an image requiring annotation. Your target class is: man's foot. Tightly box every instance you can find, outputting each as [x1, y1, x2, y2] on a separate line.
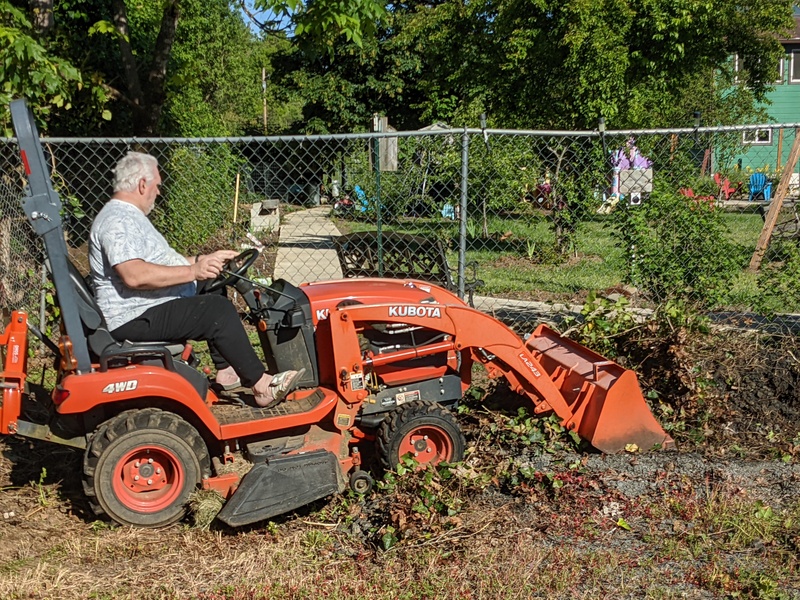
[215, 366, 241, 391]
[253, 368, 306, 408]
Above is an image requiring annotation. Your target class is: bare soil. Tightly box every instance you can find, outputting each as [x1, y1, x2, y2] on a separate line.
[0, 326, 798, 598]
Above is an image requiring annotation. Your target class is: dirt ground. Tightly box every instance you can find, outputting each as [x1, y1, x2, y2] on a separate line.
[0, 326, 798, 598]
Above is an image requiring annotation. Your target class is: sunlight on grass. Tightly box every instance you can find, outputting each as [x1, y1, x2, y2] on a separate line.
[335, 208, 790, 308]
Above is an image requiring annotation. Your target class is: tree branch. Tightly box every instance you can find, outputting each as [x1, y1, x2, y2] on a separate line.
[238, 0, 267, 31]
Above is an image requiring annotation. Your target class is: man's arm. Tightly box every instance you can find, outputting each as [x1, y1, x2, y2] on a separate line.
[115, 251, 237, 290]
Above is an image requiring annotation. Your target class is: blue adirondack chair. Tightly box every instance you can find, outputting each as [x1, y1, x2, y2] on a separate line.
[748, 173, 772, 202]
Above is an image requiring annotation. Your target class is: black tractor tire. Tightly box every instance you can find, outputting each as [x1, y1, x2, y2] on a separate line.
[83, 408, 210, 528]
[376, 401, 465, 472]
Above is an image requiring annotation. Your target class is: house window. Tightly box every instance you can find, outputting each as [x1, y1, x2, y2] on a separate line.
[792, 50, 800, 83]
[734, 54, 786, 84]
[743, 129, 772, 145]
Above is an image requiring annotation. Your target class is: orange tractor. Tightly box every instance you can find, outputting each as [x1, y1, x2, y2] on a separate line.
[0, 99, 673, 528]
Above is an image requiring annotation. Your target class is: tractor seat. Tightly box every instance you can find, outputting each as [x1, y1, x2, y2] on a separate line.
[65, 261, 208, 398]
[66, 261, 184, 359]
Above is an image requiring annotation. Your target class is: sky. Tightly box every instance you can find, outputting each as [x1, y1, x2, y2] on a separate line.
[240, 0, 294, 36]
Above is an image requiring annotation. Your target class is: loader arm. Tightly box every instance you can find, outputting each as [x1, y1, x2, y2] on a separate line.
[329, 302, 673, 453]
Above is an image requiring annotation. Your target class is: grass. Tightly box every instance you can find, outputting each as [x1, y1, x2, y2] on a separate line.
[0, 472, 796, 599]
[335, 209, 781, 307]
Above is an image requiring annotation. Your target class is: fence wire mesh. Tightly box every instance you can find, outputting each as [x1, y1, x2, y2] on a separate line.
[1, 124, 799, 336]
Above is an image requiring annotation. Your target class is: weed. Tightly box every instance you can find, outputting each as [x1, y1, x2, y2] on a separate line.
[465, 219, 479, 239]
[32, 467, 50, 507]
[563, 290, 638, 358]
[525, 239, 537, 261]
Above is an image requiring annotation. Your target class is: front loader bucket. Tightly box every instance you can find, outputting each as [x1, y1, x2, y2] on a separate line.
[525, 325, 674, 453]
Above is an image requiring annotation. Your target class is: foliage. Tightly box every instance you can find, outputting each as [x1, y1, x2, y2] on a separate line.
[152, 145, 244, 253]
[0, 2, 84, 135]
[564, 290, 639, 358]
[487, 0, 794, 129]
[610, 181, 740, 305]
[6, 0, 376, 137]
[493, 410, 582, 454]
[755, 242, 800, 316]
[162, 1, 274, 136]
[276, 0, 794, 134]
[8, 0, 795, 137]
[375, 456, 488, 550]
[255, 0, 385, 47]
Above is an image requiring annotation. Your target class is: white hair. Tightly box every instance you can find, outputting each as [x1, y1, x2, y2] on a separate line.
[113, 151, 159, 193]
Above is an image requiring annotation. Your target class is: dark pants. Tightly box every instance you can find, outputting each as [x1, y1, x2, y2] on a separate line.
[111, 294, 265, 387]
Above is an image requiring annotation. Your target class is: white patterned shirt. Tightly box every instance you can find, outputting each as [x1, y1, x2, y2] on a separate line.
[89, 199, 196, 330]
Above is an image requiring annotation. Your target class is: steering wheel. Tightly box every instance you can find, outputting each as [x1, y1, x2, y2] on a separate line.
[202, 248, 260, 293]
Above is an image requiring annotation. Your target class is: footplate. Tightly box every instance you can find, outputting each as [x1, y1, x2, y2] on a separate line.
[211, 388, 326, 425]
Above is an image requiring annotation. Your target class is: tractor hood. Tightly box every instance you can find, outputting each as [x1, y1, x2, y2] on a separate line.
[300, 278, 466, 325]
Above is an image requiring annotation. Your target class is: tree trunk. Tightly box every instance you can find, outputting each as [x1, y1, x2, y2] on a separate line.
[29, 0, 54, 35]
[111, 0, 180, 136]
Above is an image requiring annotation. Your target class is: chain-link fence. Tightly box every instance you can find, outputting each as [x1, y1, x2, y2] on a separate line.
[1, 124, 799, 335]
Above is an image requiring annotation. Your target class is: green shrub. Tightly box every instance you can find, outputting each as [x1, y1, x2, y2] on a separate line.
[754, 242, 800, 315]
[152, 145, 244, 253]
[611, 182, 739, 305]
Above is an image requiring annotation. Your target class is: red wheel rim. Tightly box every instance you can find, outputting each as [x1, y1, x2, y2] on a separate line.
[398, 426, 454, 466]
[112, 446, 185, 513]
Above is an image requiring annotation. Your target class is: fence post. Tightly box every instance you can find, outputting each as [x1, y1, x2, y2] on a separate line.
[459, 127, 469, 300]
[372, 121, 383, 276]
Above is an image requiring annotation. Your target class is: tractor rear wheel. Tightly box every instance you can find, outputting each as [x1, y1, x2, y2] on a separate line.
[377, 401, 465, 471]
[83, 408, 210, 528]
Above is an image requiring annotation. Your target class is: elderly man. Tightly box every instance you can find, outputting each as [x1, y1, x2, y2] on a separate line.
[89, 151, 303, 407]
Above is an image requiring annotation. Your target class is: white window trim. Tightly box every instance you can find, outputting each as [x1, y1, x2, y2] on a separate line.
[743, 129, 772, 145]
[792, 50, 800, 83]
[734, 53, 786, 84]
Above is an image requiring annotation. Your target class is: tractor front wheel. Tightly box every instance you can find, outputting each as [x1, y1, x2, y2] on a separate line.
[83, 409, 210, 528]
[377, 401, 465, 472]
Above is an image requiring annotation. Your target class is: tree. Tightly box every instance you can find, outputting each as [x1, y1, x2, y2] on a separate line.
[486, 0, 796, 129]
[161, 0, 274, 136]
[0, 1, 83, 134]
[282, 0, 795, 132]
[4, 0, 386, 136]
[103, 0, 386, 135]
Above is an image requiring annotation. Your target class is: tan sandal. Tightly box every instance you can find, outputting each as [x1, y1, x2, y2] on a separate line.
[254, 368, 306, 408]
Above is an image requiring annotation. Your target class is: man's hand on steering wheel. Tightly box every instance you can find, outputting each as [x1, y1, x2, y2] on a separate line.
[202, 248, 260, 293]
[192, 250, 238, 281]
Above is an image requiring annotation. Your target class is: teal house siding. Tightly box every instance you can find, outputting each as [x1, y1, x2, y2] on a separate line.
[725, 12, 800, 188]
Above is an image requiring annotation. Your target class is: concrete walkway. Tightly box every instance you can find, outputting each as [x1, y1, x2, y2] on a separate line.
[273, 206, 343, 285]
[270, 207, 570, 323]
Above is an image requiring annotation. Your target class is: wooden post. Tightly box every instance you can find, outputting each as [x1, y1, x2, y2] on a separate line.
[233, 172, 240, 224]
[262, 67, 268, 135]
[748, 128, 800, 272]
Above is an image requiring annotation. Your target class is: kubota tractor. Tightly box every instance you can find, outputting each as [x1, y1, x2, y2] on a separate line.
[0, 99, 673, 528]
